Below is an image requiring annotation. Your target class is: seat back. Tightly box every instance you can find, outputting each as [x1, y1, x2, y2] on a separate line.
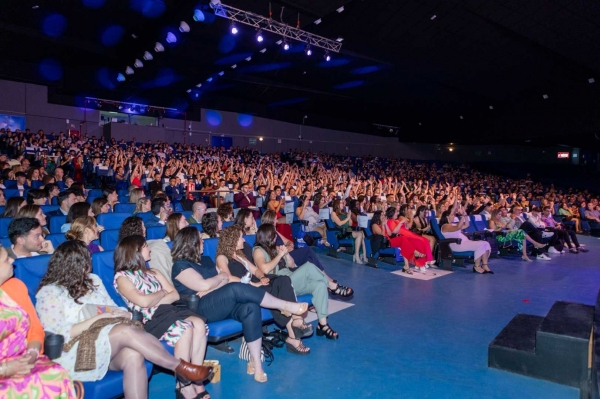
[114, 203, 136, 214]
[97, 213, 131, 230]
[147, 226, 166, 240]
[4, 189, 22, 199]
[470, 215, 488, 231]
[46, 233, 67, 249]
[136, 212, 154, 222]
[0, 217, 13, 237]
[189, 223, 203, 233]
[244, 235, 256, 247]
[0, 237, 10, 247]
[91, 251, 127, 307]
[14, 255, 52, 305]
[430, 218, 446, 240]
[100, 229, 121, 251]
[40, 205, 59, 214]
[49, 215, 67, 234]
[203, 238, 218, 262]
[222, 221, 234, 228]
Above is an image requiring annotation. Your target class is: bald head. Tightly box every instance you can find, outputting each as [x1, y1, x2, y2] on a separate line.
[192, 201, 207, 220]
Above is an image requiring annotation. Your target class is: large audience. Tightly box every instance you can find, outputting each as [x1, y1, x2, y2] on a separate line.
[0, 127, 599, 398]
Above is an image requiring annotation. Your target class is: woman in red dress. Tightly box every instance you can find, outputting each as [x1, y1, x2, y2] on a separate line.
[384, 206, 434, 274]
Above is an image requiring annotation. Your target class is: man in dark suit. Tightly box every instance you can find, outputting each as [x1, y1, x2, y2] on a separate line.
[144, 197, 169, 228]
[165, 177, 183, 202]
[255, 185, 268, 210]
[45, 190, 76, 218]
[234, 182, 260, 219]
[149, 173, 163, 197]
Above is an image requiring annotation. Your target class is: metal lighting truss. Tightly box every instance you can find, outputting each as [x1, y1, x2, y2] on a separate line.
[210, 1, 342, 53]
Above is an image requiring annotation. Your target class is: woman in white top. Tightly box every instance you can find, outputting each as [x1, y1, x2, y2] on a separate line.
[295, 195, 328, 243]
[439, 209, 492, 274]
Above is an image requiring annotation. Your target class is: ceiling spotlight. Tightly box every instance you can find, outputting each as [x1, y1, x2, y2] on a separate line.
[196, 83, 202, 88]
[336, 37, 344, 42]
[179, 21, 190, 33]
[143, 51, 153, 61]
[134, 59, 143, 68]
[256, 29, 264, 42]
[186, 89, 192, 93]
[230, 22, 238, 35]
[154, 42, 164, 52]
[259, 137, 263, 141]
[245, 56, 252, 61]
[118, 105, 123, 110]
[305, 44, 312, 56]
[131, 33, 138, 38]
[431, 15, 437, 20]
[589, 78, 595, 84]
[283, 39, 289, 50]
[259, 48, 266, 53]
[489, 105, 494, 110]
[117, 73, 125, 82]
[314, 18, 321, 25]
[324, 51, 331, 62]
[125, 66, 134, 75]
[166, 32, 177, 43]
[32, 5, 39, 9]
[336, 6, 344, 13]
[231, 64, 237, 69]
[542, 94, 548, 99]
[276, 39, 282, 45]
[193, 9, 205, 22]
[218, 71, 224, 76]
[207, 77, 213, 82]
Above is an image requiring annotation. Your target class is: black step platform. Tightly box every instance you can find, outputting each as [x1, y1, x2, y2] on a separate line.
[489, 301, 594, 397]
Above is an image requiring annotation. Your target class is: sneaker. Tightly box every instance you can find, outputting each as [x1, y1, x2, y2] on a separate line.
[537, 254, 552, 261]
[548, 247, 561, 254]
[416, 267, 427, 274]
[578, 247, 589, 253]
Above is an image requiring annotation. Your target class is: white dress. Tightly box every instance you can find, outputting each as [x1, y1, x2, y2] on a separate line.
[302, 206, 324, 232]
[35, 274, 118, 381]
[443, 228, 491, 260]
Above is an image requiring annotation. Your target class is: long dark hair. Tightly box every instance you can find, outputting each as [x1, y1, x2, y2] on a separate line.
[114, 235, 147, 273]
[165, 213, 183, 241]
[370, 210, 383, 229]
[201, 212, 219, 238]
[38, 241, 95, 304]
[385, 207, 396, 219]
[171, 226, 203, 264]
[254, 224, 279, 261]
[439, 210, 452, 227]
[119, 216, 145, 242]
[233, 208, 253, 233]
[66, 202, 91, 223]
[2, 197, 25, 217]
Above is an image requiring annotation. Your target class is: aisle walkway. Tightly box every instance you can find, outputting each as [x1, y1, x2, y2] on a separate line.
[149, 237, 600, 398]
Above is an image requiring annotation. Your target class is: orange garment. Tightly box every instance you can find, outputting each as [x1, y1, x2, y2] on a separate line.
[1, 277, 45, 353]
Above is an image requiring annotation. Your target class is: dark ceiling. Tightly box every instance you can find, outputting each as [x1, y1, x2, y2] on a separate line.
[1, 0, 600, 148]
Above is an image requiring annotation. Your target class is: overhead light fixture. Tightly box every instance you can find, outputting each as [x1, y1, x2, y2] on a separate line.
[431, 15, 437, 20]
[231, 64, 237, 69]
[166, 32, 177, 43]
[186, 89, 191, 93]
[245, 56, 252, 61]
[143, 51, 153, 61]
[196, 83, 202, 88]
[207, 77, 213, 82]
[230, 22, 238, 35]
[179, 21, 190, 33]
[134, 59, 143, 68]
[589, 78, 595, 84]
[218, 71, 224, 76]
[154, 42, 164, 52]
[276, 39, 282, 45]
[117, 73, 125, 82]
[324, 51, 331, 62]
[459, 115, 464, 119]
[32, 5, 39, 9]
[449, 147, 454, 152]
[489, 105, 494, 110]
[260, 48, 267, 53]
[131, 33, 138, 38]
[336, 6, 344, 13]
[125, 66, 134, 75]
[336, 37, 344, 42]
[314, 18, 321, 24]
[542, 94, 548, 99]
[305, 44, 312, 56]
[259, 137, 263, 141]
[256, 29, 264, 42]
[193, 9, 205, 22]
[283, 39, 289, 50]
[118, 105, 123, 110]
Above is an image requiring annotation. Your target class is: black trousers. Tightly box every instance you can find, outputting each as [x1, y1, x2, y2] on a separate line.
[519, 221, 546, 256]
[197, 283, 265, 342]
[547, 228, 580, 249]
[260, 275, 296, 328]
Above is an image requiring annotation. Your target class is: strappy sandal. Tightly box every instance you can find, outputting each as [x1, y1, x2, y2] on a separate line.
[482, 263, 494, 274]
[401, 267, 413, 275]
[328, 281, 354, 297]
[291, 321, 314, 338]
[175, 381, 193, 399]
[247, 361, 268, 383]
[194, 389, 211, 399]
[317, 323, 339, 340]
[281, 302, 309, 317]
[413, 250, 426, 258]
[285, 339, 311, 355]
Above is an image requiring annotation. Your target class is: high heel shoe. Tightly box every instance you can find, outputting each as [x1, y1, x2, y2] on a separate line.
[521, 256, 532, 262]
[481, 263, 494, 274]
[247, 361, 268, 383]
[317, 323, 339, 340]
[353, 255, 364, 264]
[174, 360, 214, 384]
[401, 267, 413, 275]
[472, 266, 484, 274]
[281, 302, 309, 317]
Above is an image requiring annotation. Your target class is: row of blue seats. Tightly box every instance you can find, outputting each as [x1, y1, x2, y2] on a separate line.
[13, 240, 312, 398]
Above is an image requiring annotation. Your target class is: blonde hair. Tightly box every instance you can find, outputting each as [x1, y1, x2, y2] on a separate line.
[261, 210, 277, 226]
[129, 188, 145, 204]
[134, 198, 150, 214]
[65, 216, 97, 241]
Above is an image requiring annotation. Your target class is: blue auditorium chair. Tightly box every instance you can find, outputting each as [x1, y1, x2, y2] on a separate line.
[49, 215, 67, 234]
[97, 213, 131, 230]
[190, 223, 203, 233]
[114, 203, 136, 214]
[91, 251, 127, 308]
[244, 235, 256, 247]
[100, 229, 121, 251]
[430, 218, 474, 271]
[0, 217, 13, 237]
[147, 226, 166, 240]
[45, 233, 67, 249]
[136, 212, 154, 222]
[203, 238, 218, 262]
[40, 205, 59, 214]
[13, 254, 52, 305]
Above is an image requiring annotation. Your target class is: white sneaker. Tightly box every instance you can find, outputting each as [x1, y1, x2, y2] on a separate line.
[416, 267, 427, 274]
[548, 247, 560, 254]
[537, 254, 552, 261]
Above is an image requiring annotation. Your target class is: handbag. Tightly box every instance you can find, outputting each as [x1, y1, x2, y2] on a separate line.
[239, 337, 274, 365]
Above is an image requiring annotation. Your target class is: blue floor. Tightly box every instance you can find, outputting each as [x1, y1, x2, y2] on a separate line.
[149, 236, 600, 399]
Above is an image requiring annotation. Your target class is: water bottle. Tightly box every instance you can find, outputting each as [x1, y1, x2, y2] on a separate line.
[241, 271, 252, 284]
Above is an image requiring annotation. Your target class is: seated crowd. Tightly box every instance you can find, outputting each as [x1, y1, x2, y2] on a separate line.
[0, 127, 598, 398]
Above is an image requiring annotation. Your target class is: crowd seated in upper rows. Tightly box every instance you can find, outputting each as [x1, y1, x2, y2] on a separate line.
[0, 126, 598, 397]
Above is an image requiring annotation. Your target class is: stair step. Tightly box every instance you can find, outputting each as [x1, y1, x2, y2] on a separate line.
[489, 314, 544, 353]
[539, 301, 594, 341]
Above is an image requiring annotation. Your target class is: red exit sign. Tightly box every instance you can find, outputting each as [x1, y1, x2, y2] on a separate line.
[557, 152, 570, 159]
